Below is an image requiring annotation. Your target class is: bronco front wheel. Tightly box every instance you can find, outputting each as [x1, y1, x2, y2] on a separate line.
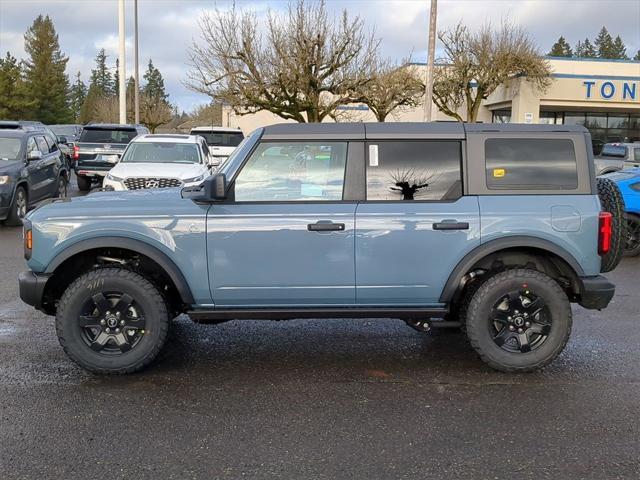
[56, 268, 169, 374]
[464, 269, 572, 373]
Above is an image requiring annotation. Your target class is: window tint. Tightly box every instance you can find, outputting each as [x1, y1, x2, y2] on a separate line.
[234, 142, 347, 202]
[366, 141, 462, 201]
[79, 128, 137, 144]
[485, 138, 578, 190]
[195, 132, 244, 147]
[35, 136, 49, 154]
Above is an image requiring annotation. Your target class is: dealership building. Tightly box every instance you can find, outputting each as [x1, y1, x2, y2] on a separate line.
[221, 57, 640, 153]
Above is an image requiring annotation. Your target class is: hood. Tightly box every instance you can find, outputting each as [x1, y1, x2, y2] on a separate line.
[110, 162, 207, 179]
[0, 160, 22, 175]
[27, 187, 194, 222]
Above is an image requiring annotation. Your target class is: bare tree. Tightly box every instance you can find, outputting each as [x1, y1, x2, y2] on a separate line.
[139, 93, 172, 133]
[433, 20, 552, 122]
[353, 59, 424, 122]
[388, 169, 435, 200]
[186, 0, 378, 123]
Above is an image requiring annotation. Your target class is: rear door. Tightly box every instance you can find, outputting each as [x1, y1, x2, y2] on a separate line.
[32, 135, 57, 199]
[355, 140, 480, 305]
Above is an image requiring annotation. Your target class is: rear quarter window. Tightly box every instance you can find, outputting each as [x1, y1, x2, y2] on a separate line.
[485, 138, 578, 190]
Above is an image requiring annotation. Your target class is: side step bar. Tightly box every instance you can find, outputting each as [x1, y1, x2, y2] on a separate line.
[187, 307, 449, 322]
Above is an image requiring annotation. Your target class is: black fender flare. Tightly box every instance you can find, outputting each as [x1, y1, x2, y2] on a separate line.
[439, 236, 585, 303]
[45, 236, 195, 304]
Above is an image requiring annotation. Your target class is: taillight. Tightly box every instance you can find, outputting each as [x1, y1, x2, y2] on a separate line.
[72, 145, 79, 160]
[598, 212, 612, 255]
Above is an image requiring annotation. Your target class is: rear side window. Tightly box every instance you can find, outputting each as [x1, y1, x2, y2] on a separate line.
[485, 138, 578, 190]
[366, 141, 462, 201]
[79, 128, 137, 144]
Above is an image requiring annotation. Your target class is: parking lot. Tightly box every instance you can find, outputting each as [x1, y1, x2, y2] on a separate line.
[0, 180, 638, 479]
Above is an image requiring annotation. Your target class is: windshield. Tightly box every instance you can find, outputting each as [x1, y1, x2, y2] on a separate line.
[79, 128, 138, 144]
[600, 145, 627, 158]
[121, 142, 201, 164]
[0, 137, 22, 161]
[194, 131, 244, 147]
[49, 125, 78, 136]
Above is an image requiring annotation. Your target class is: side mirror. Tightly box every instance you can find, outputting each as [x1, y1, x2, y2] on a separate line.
[182, 173, 227, 202]
[27, 150, 43, 161]
[57, 135, 68, 144]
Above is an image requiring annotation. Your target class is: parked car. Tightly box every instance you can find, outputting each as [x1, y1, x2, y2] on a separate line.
[19, 123, 625, 374]
[103, 134, 213, 191]
[48, 124, 83, 145]
[74, 123, 148, 191]
[189, 126, 243, 168]
[594, 142, 640, 175]
[607, 168, 640, 257]
[0, 120, 72, 171]
[0, 124, 68, 225]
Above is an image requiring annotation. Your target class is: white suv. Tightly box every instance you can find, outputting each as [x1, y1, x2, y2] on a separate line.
[189, 126, 244, 167]
[103, 134, 212, 191]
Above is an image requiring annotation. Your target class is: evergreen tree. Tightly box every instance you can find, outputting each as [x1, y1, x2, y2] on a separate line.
[548, 36, 572, 57]
[69, 72, 87, 122]
[22, 15, 71, 123]
[634, 50, 640, 61]
[112, 58, 120, 97]
[78, 83, 102, 124]
[611, 35, 629, 59]
[90, 49, 112, 96]
[142, 59, 168, 100]
[594, 26, 615, 58]
[575, 38, 597, 58]
[0, 52, 33, 119]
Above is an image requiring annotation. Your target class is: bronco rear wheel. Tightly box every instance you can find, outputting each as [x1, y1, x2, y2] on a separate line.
[464, 269, 572, 373]
[56, 268, 169, 374]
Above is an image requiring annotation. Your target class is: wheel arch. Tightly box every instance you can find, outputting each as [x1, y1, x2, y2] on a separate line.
[440, 236, 585, 303]
[44, 237, 195, 307]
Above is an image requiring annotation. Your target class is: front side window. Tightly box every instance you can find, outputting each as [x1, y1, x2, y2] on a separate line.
[485, 138, 578, 190]
[366, 141, 462, 201]
[35, 136, 49, 155]
[234, 142, 347, 202]
[26, 137, 38, 155]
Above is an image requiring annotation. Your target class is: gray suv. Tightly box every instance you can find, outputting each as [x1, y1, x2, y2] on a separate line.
[19, 123, 624, 374]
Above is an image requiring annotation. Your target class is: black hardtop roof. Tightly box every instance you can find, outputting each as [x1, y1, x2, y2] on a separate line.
[260, 122, 588, 140]
[84, 123, 143, 130]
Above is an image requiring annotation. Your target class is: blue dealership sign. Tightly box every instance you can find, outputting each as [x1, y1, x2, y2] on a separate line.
[583, 81, 638, 101]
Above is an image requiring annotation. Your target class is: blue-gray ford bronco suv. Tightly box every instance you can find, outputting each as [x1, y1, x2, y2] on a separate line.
[19, 123, 625, 374]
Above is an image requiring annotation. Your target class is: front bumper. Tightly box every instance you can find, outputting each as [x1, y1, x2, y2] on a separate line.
[18, 270, 51, 312]
[578, 275, 615, 310]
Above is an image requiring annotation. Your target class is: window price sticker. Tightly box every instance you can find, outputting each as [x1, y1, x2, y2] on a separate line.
[369, 144, 379, 166]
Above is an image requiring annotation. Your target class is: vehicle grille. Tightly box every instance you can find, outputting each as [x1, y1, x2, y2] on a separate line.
[123, 177, 183, 190]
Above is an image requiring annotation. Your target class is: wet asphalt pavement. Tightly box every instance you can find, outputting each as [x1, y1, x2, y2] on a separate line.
[1, 180, 639, 479]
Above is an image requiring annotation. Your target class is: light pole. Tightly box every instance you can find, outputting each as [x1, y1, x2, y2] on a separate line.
[424, 0, 437, 122]
[134, 0, 140, 124]
[118, 0, 126, 124]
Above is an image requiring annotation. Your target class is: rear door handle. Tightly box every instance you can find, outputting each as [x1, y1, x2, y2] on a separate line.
[433, 220, 469, 231]
[307, 222, 346, 232]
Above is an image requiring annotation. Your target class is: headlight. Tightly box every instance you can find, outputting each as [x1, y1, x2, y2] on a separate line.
[106, 172, 123, 181]
[183, 174, 206, 183]
[0, 175, 11, 185]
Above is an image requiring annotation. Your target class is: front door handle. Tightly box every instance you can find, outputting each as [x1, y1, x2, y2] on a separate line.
[433, 220, 469, 231]
[307, 222, 345, 232]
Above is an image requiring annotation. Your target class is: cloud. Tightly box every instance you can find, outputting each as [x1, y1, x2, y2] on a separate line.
[1, 0, 639, 112]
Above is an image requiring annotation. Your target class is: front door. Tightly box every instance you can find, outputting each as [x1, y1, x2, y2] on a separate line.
[355, 140, 481, 305]
[207, 140, 356, 307]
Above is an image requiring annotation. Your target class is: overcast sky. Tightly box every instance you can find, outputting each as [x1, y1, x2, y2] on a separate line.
[1, 0, 639, 112]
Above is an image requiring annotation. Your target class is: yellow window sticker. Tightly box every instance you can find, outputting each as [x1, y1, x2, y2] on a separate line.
[493, 168, 506, 178]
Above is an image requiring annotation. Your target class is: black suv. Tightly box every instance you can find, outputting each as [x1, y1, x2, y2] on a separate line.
[74, 123, 148, 191]
[0, 123, 68, 225]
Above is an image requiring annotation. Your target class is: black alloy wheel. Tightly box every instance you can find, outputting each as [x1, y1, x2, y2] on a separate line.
[623, 215, 640, 257]
[490, 290, 551, 354]
[78, 292, 147, 354]
[57, 176, 68, 198]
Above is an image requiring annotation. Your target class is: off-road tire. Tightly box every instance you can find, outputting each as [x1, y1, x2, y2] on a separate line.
[56, 268, 169, 374]
[623, 213, 640, 257]
[77, 174, 91, 191]
[5, 185, 27, 226]
[597, 177, 625, 272]
[464, 269, 572, 373]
